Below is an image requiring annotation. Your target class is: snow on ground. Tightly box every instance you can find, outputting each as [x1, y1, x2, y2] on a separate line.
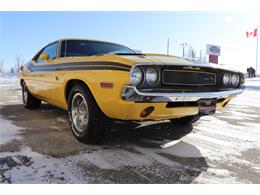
[0, 148, 84, 183]
[0, 73, 19, 86]
[0, 117, 23, 145]
[0, 74, 260, 183]
[0, 74, 21, 106]
[0, 74, 22, 145]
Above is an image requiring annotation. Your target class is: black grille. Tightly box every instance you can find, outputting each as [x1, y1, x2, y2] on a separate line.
[162, 70, 216, 86]
[136, 64, 242, 92]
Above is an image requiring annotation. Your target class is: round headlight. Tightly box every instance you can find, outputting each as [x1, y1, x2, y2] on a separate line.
[130, 66, 143, 86]
[231, 74, 239, 87]
[145, 67, 159, 86]
[223, 73, 231, 86]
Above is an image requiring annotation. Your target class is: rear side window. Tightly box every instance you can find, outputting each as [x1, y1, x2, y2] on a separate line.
[60, 40, 134, 57]
[36, 43, 58, 63]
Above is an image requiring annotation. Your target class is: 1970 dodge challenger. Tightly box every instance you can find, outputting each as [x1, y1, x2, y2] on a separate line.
[20, 38, 245, 142]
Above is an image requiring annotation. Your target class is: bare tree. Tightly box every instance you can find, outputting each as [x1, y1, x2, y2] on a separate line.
[15, 56, 24, 74]
[0, 59, 4, 73]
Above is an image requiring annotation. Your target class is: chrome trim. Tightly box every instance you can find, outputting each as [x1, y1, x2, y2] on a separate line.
[162, 69, 216, 86]
[71, 92, 89, 133]
[121, 85, 245, 102]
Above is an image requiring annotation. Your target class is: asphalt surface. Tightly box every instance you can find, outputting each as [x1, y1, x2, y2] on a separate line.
[0, 77, 260, 183]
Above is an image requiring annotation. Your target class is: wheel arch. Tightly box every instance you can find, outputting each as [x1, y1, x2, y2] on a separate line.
[65, 79, 91, 103]
[64, 79, 99, 106]
[64, 79, 109, 118]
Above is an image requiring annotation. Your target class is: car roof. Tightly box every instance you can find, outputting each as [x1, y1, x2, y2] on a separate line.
[55, 38, 121, 45]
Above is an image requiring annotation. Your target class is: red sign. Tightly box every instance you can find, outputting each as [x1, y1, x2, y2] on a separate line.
[209, 55, 218, 64]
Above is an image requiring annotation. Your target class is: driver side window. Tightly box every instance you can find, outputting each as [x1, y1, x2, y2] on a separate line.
[36, 43, 58, 63]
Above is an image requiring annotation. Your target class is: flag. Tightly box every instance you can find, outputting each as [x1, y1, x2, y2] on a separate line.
[246, 28, 258, 38]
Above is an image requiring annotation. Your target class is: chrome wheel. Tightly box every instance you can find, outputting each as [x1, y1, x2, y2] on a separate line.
[71, 92, 89, 133]
[23, 84, 28, 104]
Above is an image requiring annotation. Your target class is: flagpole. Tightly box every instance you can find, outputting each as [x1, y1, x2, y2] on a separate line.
[256, 26, 259, 75]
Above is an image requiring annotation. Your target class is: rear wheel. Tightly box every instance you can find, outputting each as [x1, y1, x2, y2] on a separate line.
[22, 82, 41, 109]
[170, 115, 200, 125]
[68, 84, 110, 143]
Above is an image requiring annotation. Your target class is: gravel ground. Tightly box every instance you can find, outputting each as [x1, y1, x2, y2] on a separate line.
[0, 76, 260, 183]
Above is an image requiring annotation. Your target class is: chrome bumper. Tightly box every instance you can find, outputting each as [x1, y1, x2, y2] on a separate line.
[121, 86, 245, 102]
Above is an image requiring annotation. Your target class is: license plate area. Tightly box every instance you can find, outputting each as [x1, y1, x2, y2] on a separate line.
[197, 98, 216, 116]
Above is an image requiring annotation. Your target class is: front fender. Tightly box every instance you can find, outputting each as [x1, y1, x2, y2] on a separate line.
[62, 70, 130, 117]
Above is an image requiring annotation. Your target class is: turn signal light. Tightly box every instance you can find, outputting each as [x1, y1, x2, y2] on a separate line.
[100, 82, 114, 88]
[140, 106, 155, 118]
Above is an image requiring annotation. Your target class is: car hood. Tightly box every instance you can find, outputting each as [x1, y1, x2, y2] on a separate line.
[113, 54, 194, 65]
[57, 53, 240, 73]
[112, 54, 240, 72]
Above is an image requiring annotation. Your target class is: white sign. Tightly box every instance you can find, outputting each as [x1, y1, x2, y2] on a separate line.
[206, 44, 221, 56]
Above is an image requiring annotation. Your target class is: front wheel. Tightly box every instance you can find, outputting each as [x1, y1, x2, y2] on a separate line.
[22, 82, 41, 109]
[68, 84, 110, 143]
[170, 115, 200, 125]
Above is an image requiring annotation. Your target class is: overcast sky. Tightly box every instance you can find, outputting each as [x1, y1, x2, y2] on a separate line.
[0, 11, 259, 72]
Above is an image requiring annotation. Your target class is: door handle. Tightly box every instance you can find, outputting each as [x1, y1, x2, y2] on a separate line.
[55, 67, 62, 71]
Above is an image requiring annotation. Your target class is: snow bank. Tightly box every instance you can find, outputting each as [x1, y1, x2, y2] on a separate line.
[245, 77, 260, 91]
[0, 73, 20, 89]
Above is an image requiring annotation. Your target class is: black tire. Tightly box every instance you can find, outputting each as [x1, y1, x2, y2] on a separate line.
[22, 82, 41, 109]
[68, 83, 110, 143]
[170, 115, 200, 125]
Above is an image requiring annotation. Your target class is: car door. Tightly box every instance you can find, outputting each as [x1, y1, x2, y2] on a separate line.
[29, 42, 62, 105]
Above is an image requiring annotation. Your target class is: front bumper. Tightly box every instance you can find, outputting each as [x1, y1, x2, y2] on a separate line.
[121, 85, 245, 102]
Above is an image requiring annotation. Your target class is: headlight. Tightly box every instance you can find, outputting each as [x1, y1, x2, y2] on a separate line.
[223, 73, 231, 86]
[231, 74, 239, 87]
[130, 66, 143, 86]
[145, 67, 159, 86]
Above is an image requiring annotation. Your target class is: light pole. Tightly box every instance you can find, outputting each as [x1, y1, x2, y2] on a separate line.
[181, 42, 187, 57]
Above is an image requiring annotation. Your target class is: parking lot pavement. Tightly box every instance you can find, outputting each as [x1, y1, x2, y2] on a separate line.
[0, 77, 260, 183]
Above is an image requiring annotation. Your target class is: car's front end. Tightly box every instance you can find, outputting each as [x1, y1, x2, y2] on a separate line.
[116, 58, 245, 121]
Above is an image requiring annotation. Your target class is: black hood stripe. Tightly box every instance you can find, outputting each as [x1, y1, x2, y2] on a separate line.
[58, 61, 132, 69]
[32, 65, 130, 72]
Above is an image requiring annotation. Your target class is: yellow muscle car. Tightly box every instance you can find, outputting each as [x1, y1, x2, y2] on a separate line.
[20, 38, 245, 142]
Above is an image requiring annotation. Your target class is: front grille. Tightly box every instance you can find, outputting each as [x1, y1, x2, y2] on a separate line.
[162, 70, 216, 86]
[136, 64, 241, 92]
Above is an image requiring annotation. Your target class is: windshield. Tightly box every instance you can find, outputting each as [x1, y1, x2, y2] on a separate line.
[60, 40, 135, 57]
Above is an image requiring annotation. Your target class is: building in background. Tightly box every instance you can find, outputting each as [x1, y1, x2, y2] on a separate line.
[206, 44, 221, 64]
